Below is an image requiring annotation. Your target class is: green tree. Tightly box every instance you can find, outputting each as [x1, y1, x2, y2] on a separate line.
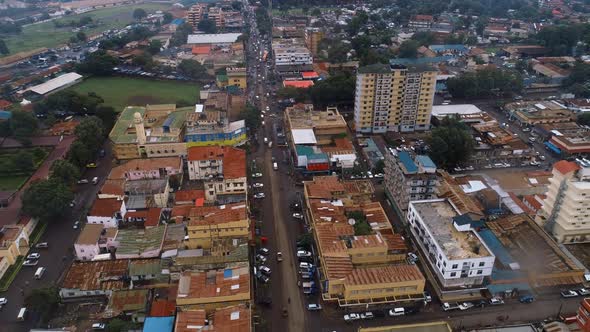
[0, 39, 9, 55]
[75, 116, 105, 154]
[348, 211, 371, 235]
[25, 287, 60, 324]
[68, 140, 93, 168]
[197, 18, 217, 33]
[277, 86, 309, 103]
[178, 59, 207, 79]
[10, 110, 38, 137]
[311, 8, 322, 16]
[240, 104, 262, 130]
[398, 40, 420, 58]
[107, 318, 134, 332]
[310, 73, 355, 105]
[50, 159, 81, 187]
[163, 12, 174, 24]
[76, 50, 119, 75]
[76, 31, 87, 42]
[147, 39, 162, 55]
[170, 22, 193, 46]
[133, 8, 148, 20]
[22, 179, 73, 221]
[95, 105, 118, 131]
[13, 150, 34, 171]
[373, 159, 385, 174]
[427, 117, 474, 170]
[446, 68, 523, 98]
[578, 112, 590, 126]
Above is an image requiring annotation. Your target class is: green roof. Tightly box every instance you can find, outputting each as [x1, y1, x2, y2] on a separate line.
[217, 74, 228, 82]
[115, 226, 166, 257]
[128, 259, 162, 277]
[109, 289, 148, 312]
[358, 63, 392, 74]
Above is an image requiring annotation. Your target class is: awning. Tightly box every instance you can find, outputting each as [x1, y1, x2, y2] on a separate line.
[545, 141, 561, 154]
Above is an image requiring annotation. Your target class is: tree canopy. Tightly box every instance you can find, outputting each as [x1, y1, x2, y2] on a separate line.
[76, 50, 119, 75]
[50, 160, 81, 187]
[9, 110, 38, 138]
[240, 104, 262, 131]
[446, 68, 523, 98]
[0, 39, 9, 55]
[133, 8, 148, 20]
[178, 59, 208, 79]
[25, 287, 60, 324]
[75, 116, 105, 154]
[427, 116, 474, 170]
[22, 179, 73, 221]
[197, 18, 217, 33]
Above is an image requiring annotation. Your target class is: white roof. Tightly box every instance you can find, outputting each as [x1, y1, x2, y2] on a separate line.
[29, 72, 82, 95]
[432, 104, 483, 117]
[187, 33, 242, 44]
[460, 180, 487, 193]
[292, 129, 317, 145]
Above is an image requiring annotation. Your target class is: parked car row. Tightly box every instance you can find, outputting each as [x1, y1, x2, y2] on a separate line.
[344, 306, 419, 323]
[561, 288, 590, 298]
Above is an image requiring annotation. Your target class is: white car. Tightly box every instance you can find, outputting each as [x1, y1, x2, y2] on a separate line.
[27, 253, 40, 260]
[530, 160, 540, 166]
[252, 173, 263, 178]
[489, 297, 505, 305]
[259, 265, 271, 275]
[344, 313, 361, 322]
[265, 106, 270, 111]
[307, 303, 322, 311]
[256, 254, 267, 263]
[254, 193, 266, 199]
[258, 248, 269, 255]
[299, 262, 313, 269]
[0, 298, 6, 305]
[92, 323, 105, 330]
[292, 213, 303, 219]
[297, 250, 312, 258]
[73, 220, 80, 229]
[374, 173, 384, 178]
[360, 312, 374, 319]
[388, 307, 405, 316]
[23, 259, 38, 266]
[561, 290, 579, 298]
[253, 183, 264, 188]
[459, 302, 474, 310]
[77, 179, 89, 184]
[579, 288, 590, 296]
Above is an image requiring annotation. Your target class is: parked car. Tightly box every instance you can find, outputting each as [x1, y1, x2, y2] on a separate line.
[459, 302, 474, 310]
[258, 248, 269, 255]
[92, 323, 105, 330]
[561, 290, 579, 298]
[255, 254, 267, 263]
[77, 179, 89, 184]
[259, 265, 271, 275]
[254, 193, 266, 199]
[27, 253, 40, 260]
[0, 298, 6, 305]
[86, 162, 97, 168]
[35, 242, 48, 249]
[442, 302, 459, 311]
[423, 291, 432, 303]
[297, 250, 312, 258]
[23, 259, 38, 267]
[307, 303, 322, 311]
[344, 313, 361, 322]
[258, 274, 270, 283]
[388, 308, 405, 316]
[73, 220, 80, 229]
[299, 262, 313, 269]
[579, 288, 590, 296]
[252, 183, 264, 188]
[361, 312, 374, 320]
[252, 173, 263, 178]
[489, 297, 505, 305]
[519, 295, 534, 303]
[292, 213, 303, 219]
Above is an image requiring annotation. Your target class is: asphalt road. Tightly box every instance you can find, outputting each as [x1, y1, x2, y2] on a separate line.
[0, 143, 113, 331]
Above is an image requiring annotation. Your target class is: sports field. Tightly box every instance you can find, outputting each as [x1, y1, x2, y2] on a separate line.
[1, 3, 170, 57]
[69, 76, 200, 111]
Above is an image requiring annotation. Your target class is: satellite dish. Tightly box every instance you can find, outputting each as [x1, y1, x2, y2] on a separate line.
[348, 218, 356, 226]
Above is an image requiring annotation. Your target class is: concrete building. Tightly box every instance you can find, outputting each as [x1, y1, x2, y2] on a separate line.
[384, 150, 438, 216]
[272, 39, 313, 66]
[536, 160, 590, 243]
[87, 198, 126, 228]
[108, 157, 183, 181]
[354, 64, 437, 133]
[408, 15, 434, 31]
[184, 111, 247, 147]
[217, 67, 247, 89]
[285, 104, 348, 145]
[74, 224, 104, 261]
[186, 3, 206, 29]
[503, 100, 575, 126]
[407, 199, 495, 288]
[305, 27, 324, 57]
[578, 298, 590, 332]
[27, 72, 83, 96]
[60, 260, 129, 299]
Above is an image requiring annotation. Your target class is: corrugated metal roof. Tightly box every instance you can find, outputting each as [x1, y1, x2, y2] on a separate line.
[478, 229, 516, 268]
[398, 151, 418, 173]
[416, 155, 436, 169]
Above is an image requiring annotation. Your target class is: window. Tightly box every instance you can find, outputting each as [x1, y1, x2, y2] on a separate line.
[450, 272, 457, 277]
[477, 270, 483, 275]
[452, 264, 458, 269]
[479, 262, 485, 267]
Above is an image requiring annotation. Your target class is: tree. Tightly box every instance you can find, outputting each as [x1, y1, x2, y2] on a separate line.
[95, 105, 118, 131]
[25, 287, 60, 324]
[427, 117, 475, 170]
[163, 12, 174, 24]
[68, 140, 93, 168]
[197, 18, 217, 33]
[310, 73, 355, 105]
[10, 110, 38, 137]
[240, 104, 262, 130]
[13, 150, 34, 171]
[107, 318, 134, 332]
[373, 159, 385, 174]
[75, 116, 105, 154]
[178, 59, 207, 79]
[578, 113, 590, 126]
[231, 1, 243, 10]
[311, 8, 322, 16]
[348, 211, 372, 235]
[22, 179, 73, 221]
[147, 39, 162, 55]
[398, 40, 420, 58]
[0, 39, 8, 55]
[170, 22, 193, 46]
[50, 160, 81, 187]
[76, 50, 119, 75]
[446, 68, 523, 98]
[133, 8, 147, 20]
[76, 31, 87, 42]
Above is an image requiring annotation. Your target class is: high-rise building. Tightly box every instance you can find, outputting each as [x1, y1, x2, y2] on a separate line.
[305, 27, 324, 57]
[536, 159, 590, 243]
[187, 4, 206, 29]
[354, 64, 437, 133]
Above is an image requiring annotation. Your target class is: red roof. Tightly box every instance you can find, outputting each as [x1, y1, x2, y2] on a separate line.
[191, 45, 211, 55]
[187, 146, 246, 179]
[283, 80, 314, 88]
[0, 99, 12, 109]
[145, 207, 162, 227]
[149, 299, 176, 317]
[301, 71, 319, 79]
[174, 189, 205, 203]
[412, 15, 434, 21]
[553, 160, 580, 175]
[89, 198, 122, 217]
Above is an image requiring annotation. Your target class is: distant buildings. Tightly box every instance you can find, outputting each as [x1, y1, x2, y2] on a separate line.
[384, 151, 438, 216]
[272, 39, 313, 66]
[536, 160, 590, 243]
[186, 3, 243, 31]
[354, 64, 437, 133]
[26, 72, 83, 96]
[408, 15, 434, 31]
[305, 27, 324, 57]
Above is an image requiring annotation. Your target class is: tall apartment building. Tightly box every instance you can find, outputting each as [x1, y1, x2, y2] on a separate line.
[536, 159, 590, 243]
[354, 64, 437, 133]
[272, 39, 313, 66]
[305, 27, 324, 57]
[187, 4, 206, 29]
[384, 150, 438, 216]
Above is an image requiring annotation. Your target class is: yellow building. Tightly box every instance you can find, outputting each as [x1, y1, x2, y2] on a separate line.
[305, 27, 324, 57]
[217, 67, 247, 89]
[0, 224, 31, 279]
[354, 63, 437, 133]
[172, 202, 249, 249]
[303, 176, 425, 307]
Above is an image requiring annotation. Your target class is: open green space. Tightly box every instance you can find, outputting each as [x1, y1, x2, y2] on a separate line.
[0, 175, 29, 191]
[1, 3, 170, 56]
[69, 76, 200, 111]
[0, 147, 49, 191]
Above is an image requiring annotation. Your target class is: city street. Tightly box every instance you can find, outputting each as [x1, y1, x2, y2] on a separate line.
[0, 143, 113, 332]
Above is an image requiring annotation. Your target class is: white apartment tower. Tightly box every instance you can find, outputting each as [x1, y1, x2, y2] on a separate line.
[536, 159, 590, 243]
[354, 64, 437, 133]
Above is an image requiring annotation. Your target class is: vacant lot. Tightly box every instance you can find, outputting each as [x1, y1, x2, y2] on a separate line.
[70, 77, 200, 111]
[1, 3, 170, 56]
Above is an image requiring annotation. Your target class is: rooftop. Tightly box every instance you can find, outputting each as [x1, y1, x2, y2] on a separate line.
[114, 226, 166, 257]
[108, 289, 148, 314]
[187, 146, 246, 179]
[28, 72, 82, 95]
[176, 265, 250, 302]
[411, 199, 491, 260]
[175, 310, 207, 332]
[291, 128, 317, 145]
[172, 202, 247, 225]
[143, 316, 175, 332]
[286, 104, 347, 131]
[345, 265, 424, 286]
[62, 260, 128, 291]
[187, 33, 242, 44]
[76, 224, 103, 245]
[89, 198, 122, 218]
[108, 157, 182, 180]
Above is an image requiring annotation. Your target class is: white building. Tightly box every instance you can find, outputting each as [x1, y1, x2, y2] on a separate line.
[74, 224, 103, 261]
[273, 47, 313, 66]
[407, 199, 495, 288]
[87, 198, 126, 228]
[536, 159, 590, 243]
[27, 72, 83, 96]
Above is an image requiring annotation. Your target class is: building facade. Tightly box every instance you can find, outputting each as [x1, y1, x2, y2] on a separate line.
[578, 298, 590, 332]
[305, 27, 324, 57]
[536, 160, 590, 243]
[385, 151, 438, 216]
[354, 64, 437, 133]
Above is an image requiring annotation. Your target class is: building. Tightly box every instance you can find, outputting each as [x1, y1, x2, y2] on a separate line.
[175, 264, 250, 308]
[408, 15, 434, 31]
[546, 124, 590, 157]
[184, 108, 247, 147]
[469, 120, 534, 167]
[60, 260, 129, 299]
[175, 304, 251, 332]
[113, 226, 167, 259]
[27, 72, 83, 96]
[186, 146, 247, 203]
[109, 105, 191, 160]
[577, 298, 590, 332]
[384, 151, 438, 216]
[354, 64, 437, 133]
[359, 322, 453, 332]
[305, 27, 324, 57]
[272, 39, 313, 66]
[74, 224, 104, 261]
[407, 199, 495, 288]
[172, 202, 249, 249]
[0, 225, 30, 279]
[536, 160, 590, 243]
[186, 3, 206, 28]
[187, 33, 242, 46]
[124, 178, 170, 209]
[144, 316, 175, 332]
[285, 104, 347, 145]
[503, 100, 575, 126]
[106, 289, 148, 321]
[87, 198, 126, 228]
[108, 157, 183, 181]
[217, 67, 247, 89]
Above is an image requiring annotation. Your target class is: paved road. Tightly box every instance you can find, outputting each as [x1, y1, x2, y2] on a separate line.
[0, 143, 113, 331]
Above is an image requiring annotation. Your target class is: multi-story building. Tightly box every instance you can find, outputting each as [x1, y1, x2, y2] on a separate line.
[536, 159, 590, 243]
[186, 146, 247, 203]
[407, 199, 495, 288]
[285, 104, 348, 145]
[384, 151, 438, 216]
[187, 4, 207, 29]
[408, 15, 434, 31]
[272, 39, 313, 66]
[184, 108, 247, 147]
[108, 157, 183, 181]
[577, 298, 590, 332]
[354, 64, 437, 133]
[217, 67, 247, 89]
[305, 27, 324, 57]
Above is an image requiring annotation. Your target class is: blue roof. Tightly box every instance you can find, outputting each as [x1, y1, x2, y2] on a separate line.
[224, 268, 232, 278]
[163, 114, 175, 128]
[478, 229, 516, 268]
[545, 141, 561, 154]
[487, 283, 531, 295]
[416, 155, 436, 169]
[492, 269, 525, 281]
[390, 55, 456, 65]
[143, 317, 174, 332]
[398, 151, 418, 173]
[295, 145, 327, 160]
[0, 110, 11, 120]
[429, 44, 469, 52]
[171, 18, 184, 25]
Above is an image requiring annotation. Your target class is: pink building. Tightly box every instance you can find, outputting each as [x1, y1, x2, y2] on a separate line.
[108, 157, 183, 181]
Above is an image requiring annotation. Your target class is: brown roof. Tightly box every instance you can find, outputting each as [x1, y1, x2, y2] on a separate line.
[305, 176, 345, 198]
[412, 14, 433, 21]
[213, 304, 251, 332]
[99, 179, 125, 197]
[177, 266, 250, 301]
[89, 198, 123, 217]
[76, 224, 103, 245]
[145, 207, 162, 227]
[149, 299, 176, 317]
[323, 256, 354, 279]
[105, 227, 118, 239]
[175, 310, 207, 332]
[345, 265, 424, 286]
[109, 157, 182, 180]
[175, 189, 205, 203]
[187, 146, 246, 179]
[108, 289, 148, 313]
[62, 260, 128, 291]
[554, 160, 580, 175]
[172, 202, 247, 225]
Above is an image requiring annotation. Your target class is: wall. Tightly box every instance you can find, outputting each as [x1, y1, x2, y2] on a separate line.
[74, 243, 99, 261]
[87, 216, 118, 228]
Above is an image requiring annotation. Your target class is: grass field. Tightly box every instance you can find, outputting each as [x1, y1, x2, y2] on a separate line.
[0, 175, 29, 191]
[70, 77, 200, 111]
[1, 3, 170, 57]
